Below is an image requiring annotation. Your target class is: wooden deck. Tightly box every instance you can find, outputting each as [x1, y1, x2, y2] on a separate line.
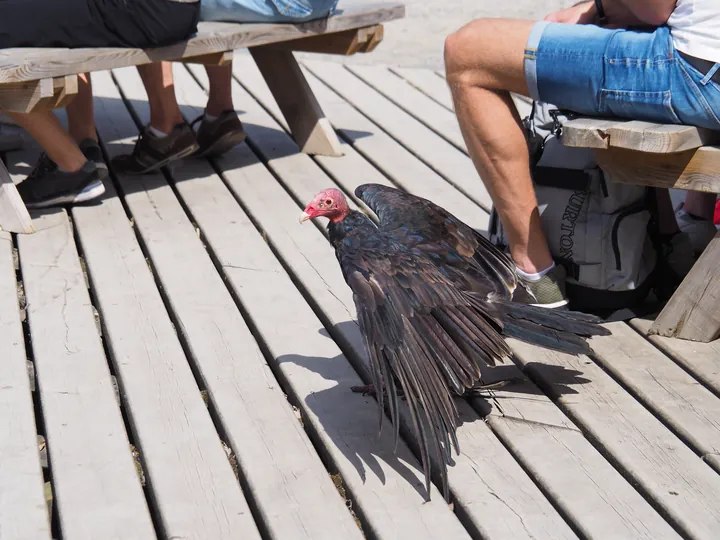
[2, 54, 720, 540]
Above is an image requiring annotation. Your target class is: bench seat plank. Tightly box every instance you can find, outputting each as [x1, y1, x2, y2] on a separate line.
[0, 3, 404, 84]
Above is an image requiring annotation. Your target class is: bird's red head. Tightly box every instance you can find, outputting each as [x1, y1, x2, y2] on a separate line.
[300, 188, 350, 223]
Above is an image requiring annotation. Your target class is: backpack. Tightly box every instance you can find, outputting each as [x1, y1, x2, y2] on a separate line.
[488, 102, 661, 317]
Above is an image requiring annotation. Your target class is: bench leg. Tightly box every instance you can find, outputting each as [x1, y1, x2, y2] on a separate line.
[249, 47, 344, 157]
[0, 157, 33, 234]
[650, 230, 720, 342]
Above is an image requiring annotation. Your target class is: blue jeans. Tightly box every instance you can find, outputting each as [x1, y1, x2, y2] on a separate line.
[201, 0, 339, 23]
[524, 22, 720, 130]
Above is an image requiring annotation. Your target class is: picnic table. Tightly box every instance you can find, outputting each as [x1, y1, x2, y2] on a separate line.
[562, 118, 720, 343]
[0, 1, 404, 235]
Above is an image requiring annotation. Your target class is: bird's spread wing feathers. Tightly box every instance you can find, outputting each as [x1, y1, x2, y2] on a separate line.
[342, 245, 510, 498]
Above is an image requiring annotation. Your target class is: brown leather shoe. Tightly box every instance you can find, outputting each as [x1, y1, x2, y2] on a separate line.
[191, 110, 246, 157]
[111, 122, 199, 175]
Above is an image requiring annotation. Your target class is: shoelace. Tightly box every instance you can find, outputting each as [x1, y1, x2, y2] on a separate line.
[27, 152, 57, 181]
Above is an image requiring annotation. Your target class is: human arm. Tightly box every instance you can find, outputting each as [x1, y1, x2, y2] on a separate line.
[544, 0, 675, 27]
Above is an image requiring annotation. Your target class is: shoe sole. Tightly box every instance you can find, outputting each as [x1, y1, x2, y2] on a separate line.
[195, 130, 247, 158]
[121, 143, 201, 175]
[25, 179, 106, 209]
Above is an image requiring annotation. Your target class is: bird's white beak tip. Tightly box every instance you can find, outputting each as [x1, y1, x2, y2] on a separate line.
[299, 211, 312, 223]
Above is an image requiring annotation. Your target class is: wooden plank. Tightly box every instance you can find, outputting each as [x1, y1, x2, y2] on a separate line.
[506, 332, 720, 539]
[99, 68, 358, 540]
[390, 66, 454, 110]
[220, 56, 489, 232]
[179, 50, 233, 66]
[175, 63, 579, 540]
[606, 121, 719, 153]
[303, 60, 493, 211]
[0, 159, 34, 233]
[0, 78, 53, 112]
[594, 146, 720, 194]
[630, 317, 720, 401]
[0, 230, 51, 540]
[562, 118, 623, 149]
[650, 231, 720, 342]
[588, 321, 720, 469]
[249, 48, 343, 156]
[263, 25, 384, 55]
[347, 64, 467, 151]
[16, 209, 155, 540]
[0, 3, 405, 83]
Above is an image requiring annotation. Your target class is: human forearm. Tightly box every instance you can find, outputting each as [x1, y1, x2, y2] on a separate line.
[602, 0, 675, 26]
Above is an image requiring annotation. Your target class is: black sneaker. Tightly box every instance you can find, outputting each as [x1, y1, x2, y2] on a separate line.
[111, 122, 200, 175]
[191, 110, 246, 158]
[78, 138, 107, 172]
[17, 160, 106, 209]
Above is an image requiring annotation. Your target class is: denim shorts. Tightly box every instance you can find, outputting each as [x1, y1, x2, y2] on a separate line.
[201, 0, 339, 23]
[524, 22, 720, 130]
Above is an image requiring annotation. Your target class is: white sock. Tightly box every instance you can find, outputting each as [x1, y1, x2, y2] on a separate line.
[148, 125, 168, 138]
[204, 111, 219, 123]
[516, 261, 555, 282]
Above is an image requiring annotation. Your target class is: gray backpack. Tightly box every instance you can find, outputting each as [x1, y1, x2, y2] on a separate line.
[489, 102, 659, 313]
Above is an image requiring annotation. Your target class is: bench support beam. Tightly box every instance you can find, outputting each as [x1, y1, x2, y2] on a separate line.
[249, 47, 343, 157]
[0, 158, 34, 234]
[650, 230, 720, 342]
[0, 75, 78, 113]
[264, 25, 384, 55]
[180, 50, 234, 66]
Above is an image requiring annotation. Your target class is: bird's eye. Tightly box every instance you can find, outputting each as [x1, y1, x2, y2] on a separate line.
[325, 199, 333, 206]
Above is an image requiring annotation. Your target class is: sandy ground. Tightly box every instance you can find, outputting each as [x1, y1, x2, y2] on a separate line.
[300, 0, 575, 70]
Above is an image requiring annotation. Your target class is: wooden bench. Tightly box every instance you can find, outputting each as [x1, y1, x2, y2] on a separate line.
[0, 2, 404, 235]
[563, 118, 720, 343]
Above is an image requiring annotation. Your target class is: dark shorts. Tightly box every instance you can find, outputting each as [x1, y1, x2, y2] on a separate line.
[0, 0, 200, 49]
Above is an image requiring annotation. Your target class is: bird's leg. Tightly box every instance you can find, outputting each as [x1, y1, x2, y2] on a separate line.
[350, 383, 405, 398]
[471, 377, 524, 392]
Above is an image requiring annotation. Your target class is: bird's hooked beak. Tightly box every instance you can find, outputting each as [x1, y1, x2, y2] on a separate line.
[299, 206, 314, 223]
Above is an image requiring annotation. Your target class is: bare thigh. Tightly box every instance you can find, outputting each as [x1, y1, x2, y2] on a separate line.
[445, 18, 536, 96]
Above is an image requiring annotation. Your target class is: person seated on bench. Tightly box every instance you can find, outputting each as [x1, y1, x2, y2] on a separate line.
[111, 0, 340, 174]
[1, 0, 201, 209]
[444, 0, 720, 308]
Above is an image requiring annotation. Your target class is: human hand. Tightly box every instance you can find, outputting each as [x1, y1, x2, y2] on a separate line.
[544, 1, 597, 25]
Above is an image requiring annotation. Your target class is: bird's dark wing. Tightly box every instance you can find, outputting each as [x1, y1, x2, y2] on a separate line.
[339, 240, 510, 500]
[355, 183, 517, 298]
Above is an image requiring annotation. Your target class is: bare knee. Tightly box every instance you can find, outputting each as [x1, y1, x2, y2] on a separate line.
[444, 19, 495, 88]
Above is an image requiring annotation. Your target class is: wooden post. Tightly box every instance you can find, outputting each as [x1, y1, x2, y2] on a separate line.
[650, 230, 720, 342]
[0, 158, 33, 234]
[249, 47, 344, 157]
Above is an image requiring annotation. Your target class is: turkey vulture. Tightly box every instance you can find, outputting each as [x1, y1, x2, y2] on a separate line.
[300, 183, 610, 500]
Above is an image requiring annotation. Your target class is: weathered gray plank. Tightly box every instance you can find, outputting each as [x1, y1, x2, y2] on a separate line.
[650, 230, 720, 342]
[589, 321, 720, 470]
[347, 64, 466, 151]
[0, 230, 51, 540]
[630, 317, 720, 397]
[390, 66, 454, 110]
[223, 56, 489, 232]
[303, 60, 493, 211]
[200, 59, 680, 540]
[15, 209, 155, 540]
[507, 333, 720, 539]
[481, 374, 680, 540]
[102, 68, 360, 540]
[175, 63, 580, 540]
[112, 65, 470, 539]
[0, 3, 404, 83]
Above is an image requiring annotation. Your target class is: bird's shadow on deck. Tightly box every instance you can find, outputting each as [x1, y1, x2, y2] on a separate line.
[278, 320, 592, 500]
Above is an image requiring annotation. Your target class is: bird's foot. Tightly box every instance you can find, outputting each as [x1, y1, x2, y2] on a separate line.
[351, 384, 376, 396]
[471, 377, 524, 392]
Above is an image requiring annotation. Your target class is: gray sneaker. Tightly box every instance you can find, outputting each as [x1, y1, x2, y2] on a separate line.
[512, 264, 569, 309]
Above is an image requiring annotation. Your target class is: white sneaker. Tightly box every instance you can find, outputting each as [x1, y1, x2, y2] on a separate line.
[675, 204, 718, 255]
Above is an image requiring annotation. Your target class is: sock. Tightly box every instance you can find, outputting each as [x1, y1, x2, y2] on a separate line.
[516, 261, 555, 282]
[148, 125, 169, 138]
[204, 111, 219, 123]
